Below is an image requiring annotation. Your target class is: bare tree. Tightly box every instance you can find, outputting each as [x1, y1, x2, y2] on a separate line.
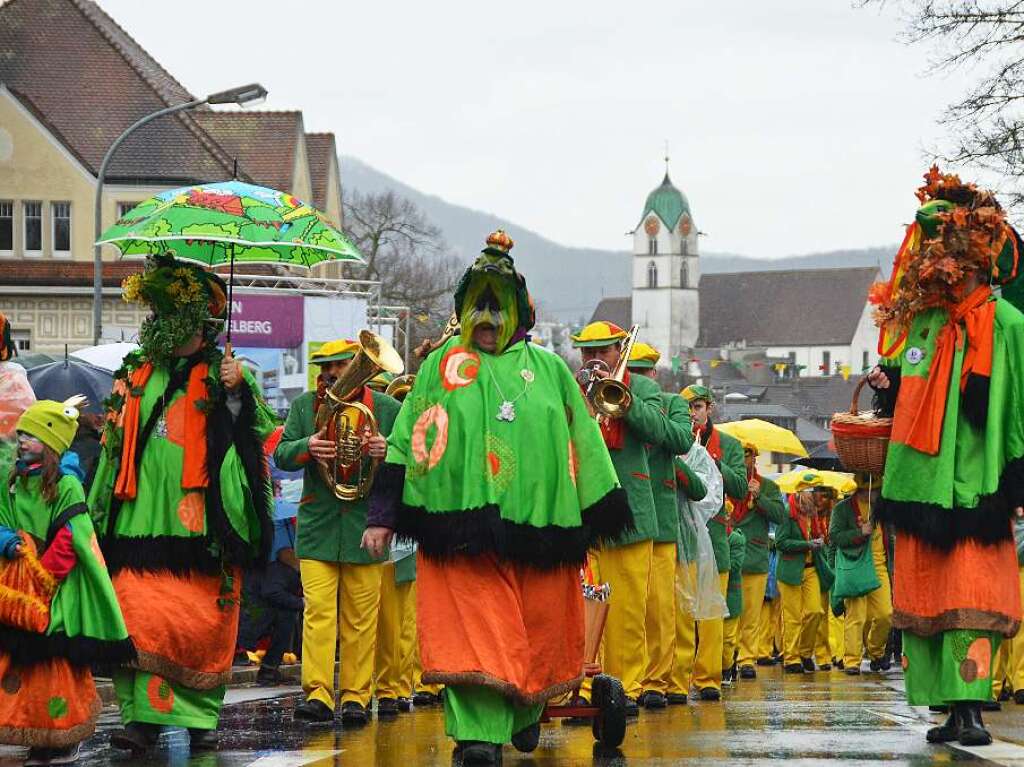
[343, 190, 465, 368]
[865, 1, 1024, 205]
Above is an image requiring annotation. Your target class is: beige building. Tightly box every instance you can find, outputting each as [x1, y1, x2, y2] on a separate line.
[0, 0, 346, 354]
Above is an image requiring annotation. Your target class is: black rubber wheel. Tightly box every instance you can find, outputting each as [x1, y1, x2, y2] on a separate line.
[590, 674, 627, 747]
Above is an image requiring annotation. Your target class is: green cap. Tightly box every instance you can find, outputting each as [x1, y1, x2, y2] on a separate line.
[681, 384, 714, 403]
[16, 397, 85, 456]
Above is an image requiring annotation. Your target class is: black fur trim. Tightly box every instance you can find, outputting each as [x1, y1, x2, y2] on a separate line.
[962, 372, 991, 432]
[870, 365, 901, 417]
[876, 455, 1024, 550]
[103, 535, 222, 577]
[0, 625, 136, 668]
[368, 461, 404, 529]
[396, 503, 596, 570]
[581, 487, 634, 544]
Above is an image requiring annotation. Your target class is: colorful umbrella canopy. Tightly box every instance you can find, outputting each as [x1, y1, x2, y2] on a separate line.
[716, 418, 808, 458]
[70, 342, 139, 372]
[775, 468, 856, 495]
[96, 180, 363, 269]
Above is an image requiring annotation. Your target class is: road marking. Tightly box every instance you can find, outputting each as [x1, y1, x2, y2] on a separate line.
[871, 709, 1024, 766]
[244, 750, 344, 767]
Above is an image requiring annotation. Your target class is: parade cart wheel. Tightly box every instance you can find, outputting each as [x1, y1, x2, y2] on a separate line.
[590, 673, 627, 747]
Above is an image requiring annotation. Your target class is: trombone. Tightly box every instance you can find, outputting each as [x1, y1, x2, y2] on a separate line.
[587, 324, 640, 421]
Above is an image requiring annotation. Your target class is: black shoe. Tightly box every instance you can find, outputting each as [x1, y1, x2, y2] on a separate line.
[929, 705, 950, 714]
[511, 721, 540, 753]
[956, 703, 993, 746]
[45, 744, 81, 766]
[456, 741, 502, 765]
[818, 663, 832, 671]
[256, 665, 288, 686]
[926, 711, 960, 743]
[1015, 690, 1024, 705]
[721, 668, 734, 685]
[835, 659, 845, 670]
[982, 701, 1002, 712]
[639, 690, 667, 709]
[293, 698, 334, 723]
[110, 722, 160, 755]
[412, 690, 439, 706]
[784, 663, 804, 674]
[739, 665, 756, 679]
[756, 657, 774, 667]
[869, 656, 893, 672]
[397, 696, 412, 713]
[376, 697, 399, 718]
[844, 666, 861, 676]
[625, 696, 640, 717]
[999, 688, 1012, 702]
[666, 692, 688, 705]
[698, 687, 721, 701]
[340, 701, 369, 726]
[188, 728, 218, 751]
[801, 658, 815, 672]
[24, 748, 52, 767]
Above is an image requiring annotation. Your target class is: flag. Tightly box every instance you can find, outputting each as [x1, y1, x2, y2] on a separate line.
[671, 355, 681, 374]
[840, 364, 851, 381]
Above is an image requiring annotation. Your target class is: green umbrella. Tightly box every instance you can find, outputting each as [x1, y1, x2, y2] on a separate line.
[96, 180, 364, 344]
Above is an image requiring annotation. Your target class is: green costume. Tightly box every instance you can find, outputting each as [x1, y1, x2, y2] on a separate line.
[275, 389, 398, 564]
[725, 529, 747, 617]
[650, 393, 692, 543]
[733, 476, 786, 574]
[700, 426, 747, 573]
[774, 516, 832, 589]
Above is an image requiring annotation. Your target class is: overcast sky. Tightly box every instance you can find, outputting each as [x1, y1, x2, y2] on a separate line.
[100, 0, 970, 259]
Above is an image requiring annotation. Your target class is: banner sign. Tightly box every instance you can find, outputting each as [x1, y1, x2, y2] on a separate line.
[223, 294, 304, 348]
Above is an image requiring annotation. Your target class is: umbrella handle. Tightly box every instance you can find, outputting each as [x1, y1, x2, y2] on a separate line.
[225, 341, 233, 358]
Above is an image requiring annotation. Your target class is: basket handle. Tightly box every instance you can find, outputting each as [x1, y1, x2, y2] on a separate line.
[850, 376, 871, 415]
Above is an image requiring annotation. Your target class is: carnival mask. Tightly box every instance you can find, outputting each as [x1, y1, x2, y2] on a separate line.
[459, 260, 519, 353]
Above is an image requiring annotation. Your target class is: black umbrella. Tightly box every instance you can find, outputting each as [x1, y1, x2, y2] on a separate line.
[793, 441, 843, 471]
[26, 359, 113, 415]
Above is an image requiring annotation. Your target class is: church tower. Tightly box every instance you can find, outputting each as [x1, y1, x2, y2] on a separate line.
[630, 165, 699, 366]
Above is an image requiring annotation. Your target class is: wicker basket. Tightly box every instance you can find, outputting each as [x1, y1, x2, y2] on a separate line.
[831, 377, 893, 474]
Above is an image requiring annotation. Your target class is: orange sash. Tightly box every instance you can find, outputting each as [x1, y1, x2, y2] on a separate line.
[892, 285, 995, 455]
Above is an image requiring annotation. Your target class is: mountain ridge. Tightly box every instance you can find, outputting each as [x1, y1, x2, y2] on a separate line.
[341, 156, 895, 322]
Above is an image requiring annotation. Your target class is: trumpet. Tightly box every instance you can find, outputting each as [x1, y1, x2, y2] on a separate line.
[576, 359, 610, 401]
[314, 330, 405, 502]
[589, 324, 640, 421]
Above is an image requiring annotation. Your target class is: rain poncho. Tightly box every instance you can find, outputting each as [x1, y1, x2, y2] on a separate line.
[0, 362, 35, 472]
[675, 443, 727, 620]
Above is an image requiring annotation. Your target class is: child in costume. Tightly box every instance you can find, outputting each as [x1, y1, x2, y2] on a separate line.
[365, 230, 631, 765]
[868, 168, 1024, 746]
[0, 313, 35, 472]
[88, 253, 275, 753]
[0, 399, 133, 765]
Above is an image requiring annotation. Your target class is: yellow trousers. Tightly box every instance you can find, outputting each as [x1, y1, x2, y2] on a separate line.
[641, 542, 677, 694]
[994, 568, 1024, 697]
[374, 562, 417, 700]
[693, 572, 730, 691]
[829, 609, 845, 664]
[814, 598, 832, 666]
[669, 562, 697, 696]
[722, 615, 739, 673]
[736, 572, 768, 668]
[582, 540, 653, 700]
[300, 559, 384, 709]
[779, 568, 822, 666]
[842, 569, 892, 668]
[756, 597, 782, 659]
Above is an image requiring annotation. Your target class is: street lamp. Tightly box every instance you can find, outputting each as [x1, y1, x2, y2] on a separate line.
[92, 83, 268, 344]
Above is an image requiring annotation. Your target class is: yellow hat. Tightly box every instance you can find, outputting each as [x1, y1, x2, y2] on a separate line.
[16, 396, 86, 456]
[310, 339, 359, 365]
[792, 471, 824, 493]
[681, 384, 714, 403]
[571, 321, 628, 348]
[627, 342, 660, 369]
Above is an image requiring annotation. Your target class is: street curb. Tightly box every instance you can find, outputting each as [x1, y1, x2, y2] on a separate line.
[95, 663, 303, 705]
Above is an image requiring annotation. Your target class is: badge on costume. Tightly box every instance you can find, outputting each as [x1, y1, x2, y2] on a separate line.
[905, 347, 925, 365]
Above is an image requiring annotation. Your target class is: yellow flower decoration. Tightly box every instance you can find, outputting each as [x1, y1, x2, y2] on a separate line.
[121, 274, 143, 304]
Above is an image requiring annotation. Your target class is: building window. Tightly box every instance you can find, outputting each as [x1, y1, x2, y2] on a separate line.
[11, 331, 30, 352]
[680, 260, 689, 288]
[647, 260, 658, 289]
[52, 202, 71, 254]
[23, 201, 42, 256]
[821, 350, 831, 375]
[862, 349, 870, 371]
[0, 201, 11, 254]
[117, 201, 137, 220]
[648, 236, 657, 255]
[681, 238, 688, 256]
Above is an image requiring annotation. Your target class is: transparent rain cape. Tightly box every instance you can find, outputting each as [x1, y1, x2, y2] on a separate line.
[676, 443, 727, 620]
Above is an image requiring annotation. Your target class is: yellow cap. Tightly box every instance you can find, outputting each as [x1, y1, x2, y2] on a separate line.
[571, 321, 628, 348]
[627, 342, 660, 369]
[310, 339, 359, 365]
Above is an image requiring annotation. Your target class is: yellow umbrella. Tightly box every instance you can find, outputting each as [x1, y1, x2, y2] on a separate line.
[776, 468, 857, 495]
[716, 419, 808, 458]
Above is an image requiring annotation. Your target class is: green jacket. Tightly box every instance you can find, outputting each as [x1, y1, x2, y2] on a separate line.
[674, 454, 708, 562]
[275, 388, 400, 564]
[725, 528, 747, 618]
[608, 374, 693, 548]
[649, 392, 693, 543]
[775, 515, 833, 589]
[705, 427, 747, 573]
[733, 476, 786, 574]
[829, 497, 871, 557]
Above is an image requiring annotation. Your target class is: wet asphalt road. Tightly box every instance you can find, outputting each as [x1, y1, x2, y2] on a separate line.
[3, 665, 1023, 766]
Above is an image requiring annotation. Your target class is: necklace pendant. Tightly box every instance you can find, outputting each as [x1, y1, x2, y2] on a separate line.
[497, 400, 516, 422]
[155, 415, 168, 439]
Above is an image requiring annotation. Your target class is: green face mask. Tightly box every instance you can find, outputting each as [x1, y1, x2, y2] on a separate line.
[459, 268, 519, 353]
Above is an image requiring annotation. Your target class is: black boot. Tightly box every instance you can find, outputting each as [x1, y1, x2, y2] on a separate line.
[511, 721, 540, 753]
[110, 722, 160, 755]
[925, 711, 959, 743]
[456, 741, 502, 765]
[188, 728, 219, 751]
[956, 702, 993, 746]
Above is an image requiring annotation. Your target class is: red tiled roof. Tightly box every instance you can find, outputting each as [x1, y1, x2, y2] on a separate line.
[193, 111, 302, 195]
[0, 260, 139, 287]
[305, 132, 337, 215]
[0, 0, 234, 182]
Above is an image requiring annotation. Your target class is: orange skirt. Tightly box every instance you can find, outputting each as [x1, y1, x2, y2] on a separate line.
[113, 568, 241, 690]
[893, 532, 1022, 636]
[417, 552, 584, 705]
[0, 652, 99, 747]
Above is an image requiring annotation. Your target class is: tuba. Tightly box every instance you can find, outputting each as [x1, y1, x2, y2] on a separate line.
[383, 374, 415, 402]
[590, 324, 640, 421]
[314, 330, 405, 502]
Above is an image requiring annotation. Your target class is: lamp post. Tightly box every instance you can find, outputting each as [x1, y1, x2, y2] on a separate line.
[92, 83, 268, 344]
